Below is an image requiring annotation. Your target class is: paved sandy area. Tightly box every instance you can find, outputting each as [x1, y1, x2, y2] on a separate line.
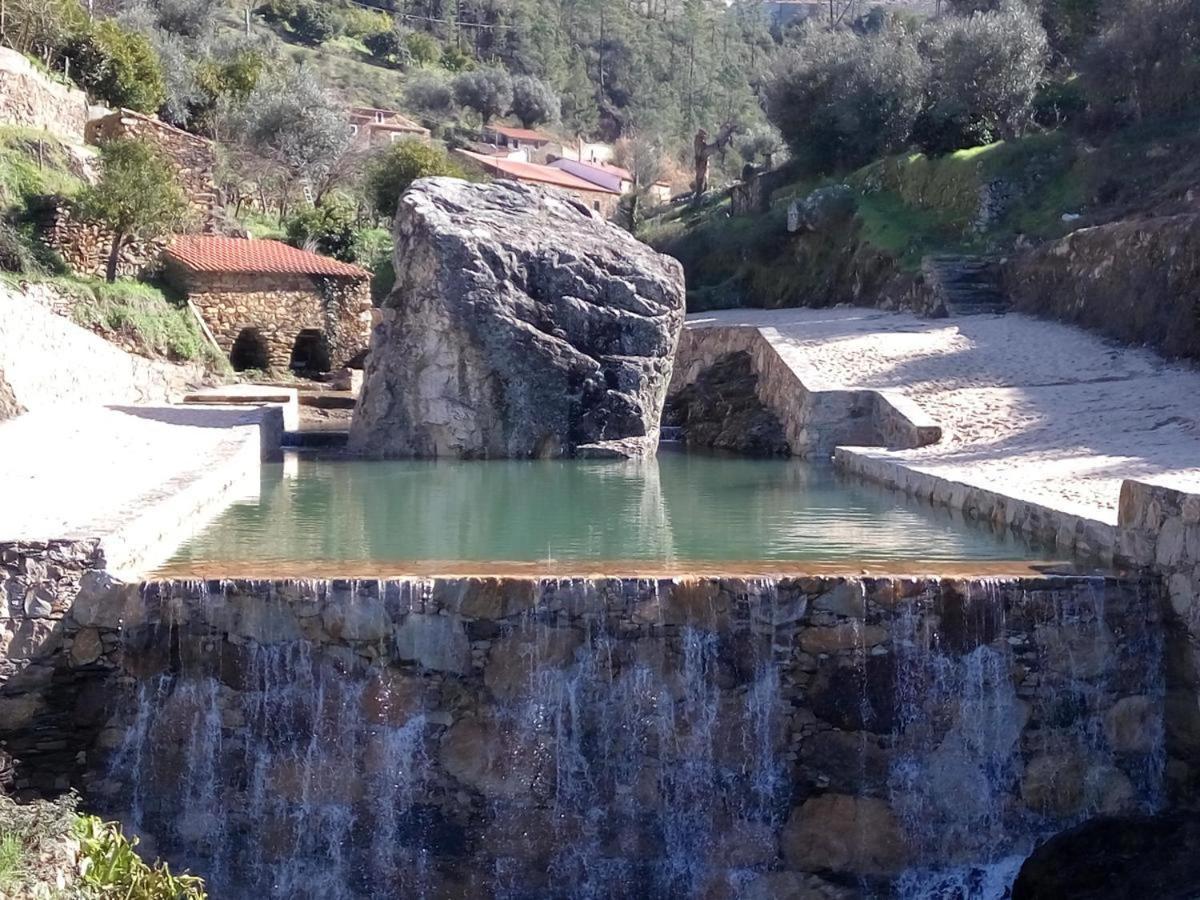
[0, 405, 267, 571]
[689, 308, 1200, 524]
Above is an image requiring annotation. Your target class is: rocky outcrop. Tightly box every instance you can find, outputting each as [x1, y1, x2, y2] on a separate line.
[1005, 213, 1200, 362]
[663, 350, 790, 456]
[350, 178, 686, 459]
[1012, 812, 1200, 899]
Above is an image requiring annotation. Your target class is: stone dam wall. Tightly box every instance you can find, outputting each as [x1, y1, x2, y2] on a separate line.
[0, 574, 1166, 898]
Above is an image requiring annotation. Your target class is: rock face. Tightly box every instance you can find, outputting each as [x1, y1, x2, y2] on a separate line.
[0, 367, 22, 421]
[350, 178, 687, 458]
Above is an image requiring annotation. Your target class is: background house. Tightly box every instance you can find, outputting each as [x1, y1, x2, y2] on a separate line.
[549, 159, 673, 205]
[455, 150, 622, 217]
[480, 125, 554, 162]
[349, 106, 431, 145]
[162, 236, 372, 374]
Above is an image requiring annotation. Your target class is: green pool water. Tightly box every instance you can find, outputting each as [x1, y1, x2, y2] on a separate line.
[162, 450, 1059, 574]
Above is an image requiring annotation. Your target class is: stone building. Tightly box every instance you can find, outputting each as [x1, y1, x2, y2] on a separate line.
[349, 106, 431, 146]
[86, 109, 218, 220]
[454, 150, 622, 218]
[162, 236, 372, 374]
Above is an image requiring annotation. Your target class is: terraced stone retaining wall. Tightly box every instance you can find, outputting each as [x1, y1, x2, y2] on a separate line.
[0, 573, 1165, 897]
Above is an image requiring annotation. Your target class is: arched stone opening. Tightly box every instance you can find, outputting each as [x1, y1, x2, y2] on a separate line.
[230, 327, 270, 372]
[289, 329, 332, 374]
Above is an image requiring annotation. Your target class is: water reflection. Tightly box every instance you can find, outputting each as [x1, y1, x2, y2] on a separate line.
[166, 450, 1056, 569]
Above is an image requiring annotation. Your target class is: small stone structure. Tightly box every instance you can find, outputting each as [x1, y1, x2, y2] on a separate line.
[0, 48, 93, 142]
[45, 203, 169, 280]
[162, 236, 372, 374]
[86, 109, 217, 221]
[352, 177, 686, 459]
[670, 325, 941, 458]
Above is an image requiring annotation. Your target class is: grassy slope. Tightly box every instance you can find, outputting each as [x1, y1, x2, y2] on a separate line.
[645, 122, 1200, 311]
[214, 2, 407, 109]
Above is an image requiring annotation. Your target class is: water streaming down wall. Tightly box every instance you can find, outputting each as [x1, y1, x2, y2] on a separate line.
[86, 575, 1163, 899]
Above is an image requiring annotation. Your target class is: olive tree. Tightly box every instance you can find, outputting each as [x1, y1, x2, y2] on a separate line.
[914, 4, 1048, 154]
[453, 67, 513, 125]
[77, 139, 188, 283]
[765, 24, 927, 174]
[510, 75, 561, 129]
[365, 141, 465, 221]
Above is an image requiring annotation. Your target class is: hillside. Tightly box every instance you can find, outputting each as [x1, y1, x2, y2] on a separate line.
[644, 121, 1200, 313]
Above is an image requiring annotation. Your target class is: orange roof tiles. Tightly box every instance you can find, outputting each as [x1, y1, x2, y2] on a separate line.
[165, 236, 370, 279]
[457, 150, 621, 194]
[488, 125, 553, 143]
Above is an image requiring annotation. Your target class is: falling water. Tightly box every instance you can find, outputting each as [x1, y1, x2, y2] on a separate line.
[96, 576, 1164, 899]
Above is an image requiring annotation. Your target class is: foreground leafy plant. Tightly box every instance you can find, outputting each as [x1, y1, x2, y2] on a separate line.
[75, 815, 206, 899]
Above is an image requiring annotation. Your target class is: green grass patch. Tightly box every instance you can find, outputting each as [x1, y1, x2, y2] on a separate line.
[0, 126, 87, 211]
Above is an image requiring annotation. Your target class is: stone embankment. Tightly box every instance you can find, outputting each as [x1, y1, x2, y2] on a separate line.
[0, 573, 1165, 897]
[1005, 213, 1200, 364]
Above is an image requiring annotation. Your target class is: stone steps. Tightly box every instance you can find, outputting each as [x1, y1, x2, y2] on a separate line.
[920, 255, 1010, 317]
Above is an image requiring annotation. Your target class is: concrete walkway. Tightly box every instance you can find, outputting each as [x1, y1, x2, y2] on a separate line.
[0, 405, 276, 574]
[687, 308, 1200, 527]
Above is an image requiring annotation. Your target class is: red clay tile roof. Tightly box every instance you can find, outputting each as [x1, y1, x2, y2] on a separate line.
[165, 237, 369, 279]
[457, 150, 622, 194]
[488, 125, 553, 143]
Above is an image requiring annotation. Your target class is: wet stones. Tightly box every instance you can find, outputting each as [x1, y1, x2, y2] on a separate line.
[781, 794, 908, 877]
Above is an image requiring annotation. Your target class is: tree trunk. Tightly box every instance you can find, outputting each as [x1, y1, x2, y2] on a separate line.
[105, 230, 124, 284]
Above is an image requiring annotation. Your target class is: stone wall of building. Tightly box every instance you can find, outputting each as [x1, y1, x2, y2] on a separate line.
[0, 48, 92, 143]
[178, 271, 372, 372]
[0, 573, 1164, 894]
[45, 202, 167, 280]
[86, 110, 217, 221]
[670, 325, 941, 458]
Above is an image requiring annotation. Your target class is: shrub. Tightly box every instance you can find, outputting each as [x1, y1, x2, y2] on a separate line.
[1040, 0, 1103, 60]
[404, 69, 455, 116]
[510, 75, 561, 128]
[913, 4, 1048, 155]
[406, 31, 442, 65]
[337, 5, 391, 39]
[76, 814, 206, 898]
[364, 29, 406, 65]
[2, 0, 87, 63]
[289, 0, 338, 45]
[285, 195, 359, 261]
[765, 25, 927, 174]
[1082, 0, 1200, 123]
[365, 140, 465, 220]
[453, 67, 512, 124]
[68, 19, 167, 113]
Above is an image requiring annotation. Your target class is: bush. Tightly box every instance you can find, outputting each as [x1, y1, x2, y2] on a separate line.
[913, 5, 1048, 155]
[289, 0, 338, 45]
[284, 195, 359, 261]
[337, 5, 391, 39]
[1082, 0, 1200, 123]
[510, 75, 560, 128]
[765, 25, 927, 174]
[2, 0, 87, 63]
[406, 31, 442, 65]
[364, 29, 406, 65]
[68, 19, 167, 113]
[76, 813, 206, 898]
[1040, 0, 1102, 60]
[404, 69, 455, 116]
[453, 67, 512, 124]
[365, 140, 465, 220]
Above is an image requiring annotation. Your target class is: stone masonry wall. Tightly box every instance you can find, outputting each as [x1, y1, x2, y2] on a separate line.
[671, 326, 941, 458]
[1116, 480, 1200, 799]
[46, 202, 167, 280]
[0, 48, 91, 143]
[0, 573, 1165, 895]
[180, 271, 372, 372]
[86, 110, 217, 221]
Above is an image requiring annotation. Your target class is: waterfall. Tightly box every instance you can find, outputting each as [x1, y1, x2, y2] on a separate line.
[96, 575, 1164, 899]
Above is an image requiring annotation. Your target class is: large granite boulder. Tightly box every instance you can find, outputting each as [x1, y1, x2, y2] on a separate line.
[350, 178, 686, 458]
